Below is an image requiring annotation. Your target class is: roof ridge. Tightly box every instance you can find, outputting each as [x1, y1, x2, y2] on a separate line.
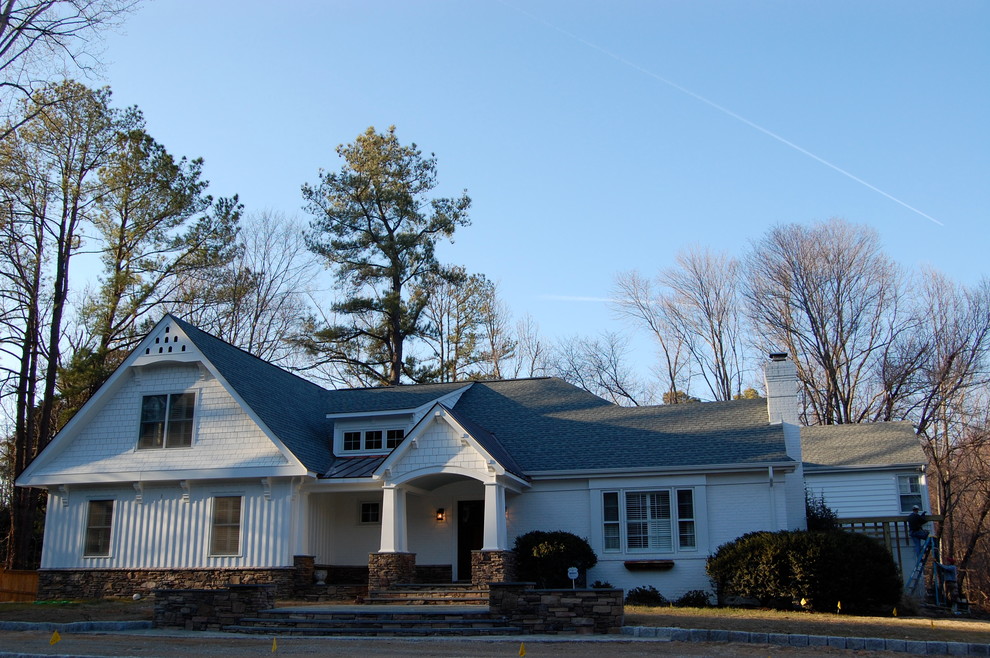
[168, 314, 329, 395]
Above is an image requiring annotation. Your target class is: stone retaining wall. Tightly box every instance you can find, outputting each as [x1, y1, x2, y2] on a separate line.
[37, 567, 295, 600]
[154, 584, 275, 631]
[489, 582, 623, 634]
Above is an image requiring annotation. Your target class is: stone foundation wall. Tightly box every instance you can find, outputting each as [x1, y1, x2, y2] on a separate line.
[37, 567, 295, 600]
[368, 552, 416, 590]
[489, 582, 624, 634]
[471, 550, 516, 589]
[154, 584, 275, 631]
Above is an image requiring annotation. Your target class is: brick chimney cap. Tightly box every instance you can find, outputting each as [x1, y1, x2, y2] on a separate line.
[768, 352, 788, 361]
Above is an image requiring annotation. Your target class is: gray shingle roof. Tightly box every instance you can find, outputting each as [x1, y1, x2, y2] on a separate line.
[172, 316, 335, 473]
[450, 380, 789, 471]
[801, 421, 924, 468]
[324, 383, 467, 414]
[174, 318, 791, 476]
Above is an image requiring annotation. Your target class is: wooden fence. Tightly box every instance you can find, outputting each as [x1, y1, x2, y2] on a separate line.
[0, 569, 38, 602]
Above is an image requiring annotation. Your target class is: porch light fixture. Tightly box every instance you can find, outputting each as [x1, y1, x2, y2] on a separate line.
[435, 508, 446, 522]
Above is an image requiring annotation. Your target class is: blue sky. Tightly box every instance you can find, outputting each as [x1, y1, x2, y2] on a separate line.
[96, 1, 988, 370]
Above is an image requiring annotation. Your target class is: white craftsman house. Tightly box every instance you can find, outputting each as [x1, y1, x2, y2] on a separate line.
[16, 316, 928, 600]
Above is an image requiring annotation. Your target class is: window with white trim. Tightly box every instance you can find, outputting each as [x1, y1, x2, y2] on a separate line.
[386, 429, 405, 449]
[138, 393, 195, 448]
[898, 474, 923, 513]
[359, 501, 381, 524]
[84, 500, 114, 557]
[602, 489, 696, 553]
[210, 496, 242, 556]
[340, 428, 406, 453]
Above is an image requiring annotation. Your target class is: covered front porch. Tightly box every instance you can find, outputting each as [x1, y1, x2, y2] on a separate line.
[298, 404, 529, 594]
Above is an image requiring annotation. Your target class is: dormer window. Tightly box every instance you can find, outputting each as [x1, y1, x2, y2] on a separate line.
[387, 429, 404, 449]
[365, 430, 382, 450]
[139, 393, 195, 449]
[339, 427, 405, 453]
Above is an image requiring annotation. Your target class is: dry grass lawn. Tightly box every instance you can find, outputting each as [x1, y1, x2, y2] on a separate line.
[0, 598, 153, 623]
[3, 598, 990, 647]
[626, 605, 990, 644]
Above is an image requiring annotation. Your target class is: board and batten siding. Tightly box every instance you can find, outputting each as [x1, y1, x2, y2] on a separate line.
[40, 479, 294, 569]
[31, 363, 288, 480]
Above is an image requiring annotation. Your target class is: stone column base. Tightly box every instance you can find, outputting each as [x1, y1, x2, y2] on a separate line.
[471, 550, 517, 589]
[368, 552, 416, 590]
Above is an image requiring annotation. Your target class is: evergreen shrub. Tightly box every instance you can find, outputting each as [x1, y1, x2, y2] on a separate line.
[512, 530, 598, 588]
[706, 529, 902, 614]
[625, 585, 669, 606]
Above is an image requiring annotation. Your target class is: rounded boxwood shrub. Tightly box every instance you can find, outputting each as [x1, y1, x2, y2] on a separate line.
[625, 585, 669, 606]
[674, 589, 712, 607]
[706, 529, 902, 614]
[513, 530, 597, 588]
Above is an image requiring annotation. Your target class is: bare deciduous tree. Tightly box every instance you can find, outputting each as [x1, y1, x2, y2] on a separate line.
[508, 314, 550, 379]
[660, 247, 750, 401]
[613, 270, 689, 402]
[548, 332, 654, 406]
[0, 0, 140, 140]
[476, 280, 516, 380]
[744, 218, 903, 424]
[166, 211, 316, 366]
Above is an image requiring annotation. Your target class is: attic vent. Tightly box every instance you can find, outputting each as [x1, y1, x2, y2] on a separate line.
[142, 325, 190, 359]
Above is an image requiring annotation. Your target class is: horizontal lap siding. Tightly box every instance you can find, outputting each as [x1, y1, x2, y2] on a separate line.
[41, 480, 292, 569]
[805, 472, 902, 517]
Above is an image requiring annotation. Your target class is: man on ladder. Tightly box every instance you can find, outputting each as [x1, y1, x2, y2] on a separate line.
[906, 505, 929, 558]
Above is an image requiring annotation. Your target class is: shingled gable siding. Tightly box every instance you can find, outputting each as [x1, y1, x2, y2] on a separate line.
[388, 417, 490, 480]
[40, 479, 293, 571]
[32, 364, 287, 480]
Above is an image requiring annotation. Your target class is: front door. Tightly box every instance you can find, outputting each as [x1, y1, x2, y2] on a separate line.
[456, 500, 484, 581]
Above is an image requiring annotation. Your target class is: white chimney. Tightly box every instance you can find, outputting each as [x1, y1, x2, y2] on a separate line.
[765, 352, 798, 426]
[764, 352, 805, 531]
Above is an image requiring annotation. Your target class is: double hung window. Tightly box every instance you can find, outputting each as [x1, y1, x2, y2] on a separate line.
[897, 474, 923, 513]
[602, 489, 696, 553]
[84, 500, 114, 557]
[210, 496, 242, 556]
[139, 393, 195, 448]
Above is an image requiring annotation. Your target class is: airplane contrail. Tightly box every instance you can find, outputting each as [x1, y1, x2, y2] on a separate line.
[502, 2, 944, 227]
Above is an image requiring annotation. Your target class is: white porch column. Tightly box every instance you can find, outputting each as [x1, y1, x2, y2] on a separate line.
[380, 484, 408, 553]
[482, 481, 507, 550]
[290, 486, 309, 556]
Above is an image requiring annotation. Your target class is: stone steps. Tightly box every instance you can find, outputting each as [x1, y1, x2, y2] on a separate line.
[366, 583, 489, 606]
[227, 606, 520, 636]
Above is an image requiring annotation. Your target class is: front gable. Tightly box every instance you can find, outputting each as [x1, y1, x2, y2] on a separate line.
[18, 317, 308, 487]
[373, 405, 525, 488]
